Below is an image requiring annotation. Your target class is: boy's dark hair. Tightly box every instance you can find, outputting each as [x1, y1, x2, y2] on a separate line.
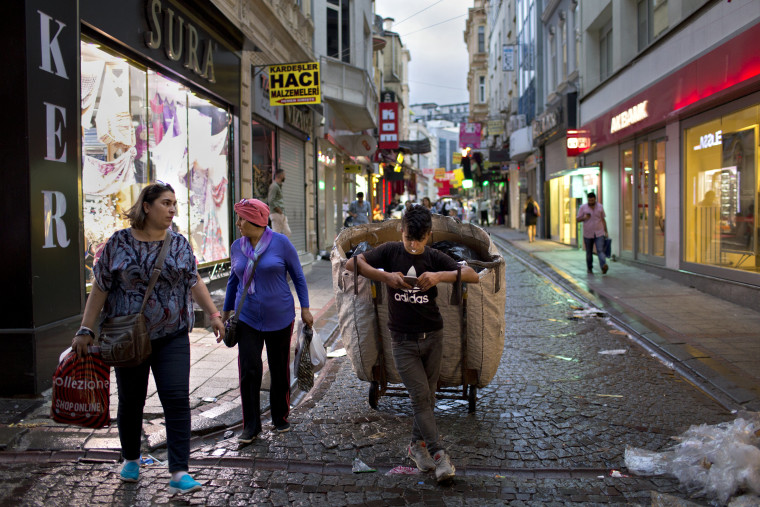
[402, 205, 432, 240]
[587, 192, 596, 199]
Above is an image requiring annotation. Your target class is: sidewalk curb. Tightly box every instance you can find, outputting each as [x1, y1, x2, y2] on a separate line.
[490, 234, 749, 413]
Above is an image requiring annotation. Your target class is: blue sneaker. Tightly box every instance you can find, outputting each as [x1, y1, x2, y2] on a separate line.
[168, 474, 202, 495]
[119, 461, 139, 482]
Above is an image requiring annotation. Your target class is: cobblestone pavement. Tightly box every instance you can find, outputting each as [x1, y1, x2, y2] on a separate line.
[0, 246, 736, 505]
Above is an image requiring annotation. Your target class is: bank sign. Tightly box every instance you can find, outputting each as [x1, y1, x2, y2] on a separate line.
[268, 62, 321, 106]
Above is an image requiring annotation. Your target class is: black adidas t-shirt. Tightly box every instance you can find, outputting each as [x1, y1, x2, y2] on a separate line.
[362, 242, 459, 333]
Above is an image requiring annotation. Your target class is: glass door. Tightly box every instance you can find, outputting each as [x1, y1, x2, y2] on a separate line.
[652, 139, 666, 257]
[637, 142, 650, 256]
[621, 147, 634, 253]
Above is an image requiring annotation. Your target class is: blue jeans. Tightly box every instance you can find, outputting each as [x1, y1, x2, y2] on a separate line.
[114, 328, 190, 473]
[584, 236, 608, 271]
[237, 321, 294, 432]
[390, 329, 444, 455]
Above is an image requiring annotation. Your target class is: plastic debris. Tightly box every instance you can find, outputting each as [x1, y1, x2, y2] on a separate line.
[346, 241, 373, 259]
[223, 430, 234, 439]
[609, 469, 629, 478]
[494, 475, 506, 479]
[599, 349, 627, 355]
[624, 414, 760, 505]
[386, 466, 420, 475]
[139, 457, 154, 465]
[540, 353, 578, 362]
[596, 394, 624, 398]
[571, 308, 608, 319]
[202, 397, 217, 403]
[147, 454, 163, 465]
[352, 457, 376, 473]
[609, 329, 628, 335]
[212, 448, 226, 457]
[327, 348, 347, 358]
[431, 240, 484, 266]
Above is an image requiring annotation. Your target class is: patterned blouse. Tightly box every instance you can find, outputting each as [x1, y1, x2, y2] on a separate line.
[93, 229, 198, 339]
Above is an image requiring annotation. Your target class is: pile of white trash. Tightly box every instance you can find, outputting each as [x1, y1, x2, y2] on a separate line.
[625, 412, 760, 506]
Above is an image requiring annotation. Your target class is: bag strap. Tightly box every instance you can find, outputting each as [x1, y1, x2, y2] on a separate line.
[233, 256, 262, 317]
[139, 233, 172, 314]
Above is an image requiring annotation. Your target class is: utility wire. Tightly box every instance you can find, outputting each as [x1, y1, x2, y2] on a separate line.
[390, 0, 445, 28]
[409, 80, 466, 91]
[398, 13, 467, 38]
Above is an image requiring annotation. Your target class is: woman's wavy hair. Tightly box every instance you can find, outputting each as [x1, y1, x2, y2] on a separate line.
[124, 182, 175, 229]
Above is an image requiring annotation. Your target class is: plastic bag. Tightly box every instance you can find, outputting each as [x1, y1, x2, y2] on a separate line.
[346, 241, 373, 259]
[431, 240, 484, 266]
[309, 327, 327, 372]
[625, 414, 760, 505]
[51, 349, 111, 428]
[293, 324, 313, 392]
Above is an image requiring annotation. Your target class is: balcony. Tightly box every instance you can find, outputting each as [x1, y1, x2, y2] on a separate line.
[321, 57, 378, 132]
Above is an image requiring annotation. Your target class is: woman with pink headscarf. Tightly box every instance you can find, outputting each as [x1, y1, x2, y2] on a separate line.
[221, 199, 313, 445]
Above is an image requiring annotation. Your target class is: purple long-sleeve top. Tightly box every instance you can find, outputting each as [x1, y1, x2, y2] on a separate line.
[223, 233, 309, 331]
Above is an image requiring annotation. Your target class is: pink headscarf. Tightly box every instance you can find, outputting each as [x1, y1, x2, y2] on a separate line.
[234, 199, 269, 227]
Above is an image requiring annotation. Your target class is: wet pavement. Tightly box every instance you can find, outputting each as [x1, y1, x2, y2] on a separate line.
[0, 230, 748, 505]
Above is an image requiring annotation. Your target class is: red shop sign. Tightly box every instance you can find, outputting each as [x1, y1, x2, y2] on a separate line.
[378, 102, 399, 149]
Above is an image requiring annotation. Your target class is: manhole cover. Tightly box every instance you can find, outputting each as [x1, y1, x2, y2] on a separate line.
[0, 399, 43, 424]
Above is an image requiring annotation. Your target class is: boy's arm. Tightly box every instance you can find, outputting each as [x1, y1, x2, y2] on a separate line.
[345, 254, 411, 289]
[416, 266, 479, 290]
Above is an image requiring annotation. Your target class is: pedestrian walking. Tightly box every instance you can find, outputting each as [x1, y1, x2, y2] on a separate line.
[267, 169, 291, 237]
[71, 182, 225, 496]
[479, 197, 490, 226]
[344, 205, 479, 483]
[421, 196, 433, 210]
[348, 192, 371, 225]
[525, 195, 540, 243]
[577, 192, 609, 274]
[223, 199, 313, 446]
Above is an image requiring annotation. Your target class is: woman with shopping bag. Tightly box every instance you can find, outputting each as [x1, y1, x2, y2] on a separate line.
[71, 182, 224, 496]
[222, 199, 313, 446]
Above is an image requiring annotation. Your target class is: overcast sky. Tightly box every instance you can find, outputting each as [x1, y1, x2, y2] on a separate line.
[374, 0, 471, 106]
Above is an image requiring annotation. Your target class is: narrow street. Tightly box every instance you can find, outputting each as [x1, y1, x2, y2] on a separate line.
[0, 243, 734, 505]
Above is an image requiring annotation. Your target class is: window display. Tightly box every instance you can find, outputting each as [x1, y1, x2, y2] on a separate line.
[81, 40, 231, 284]
[684, 104, 759, 272]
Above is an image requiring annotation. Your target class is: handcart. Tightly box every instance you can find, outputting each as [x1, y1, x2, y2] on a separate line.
[331, 215, 506, 413]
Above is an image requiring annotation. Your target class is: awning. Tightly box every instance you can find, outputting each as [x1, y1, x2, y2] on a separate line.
[399, 137, 431, 154]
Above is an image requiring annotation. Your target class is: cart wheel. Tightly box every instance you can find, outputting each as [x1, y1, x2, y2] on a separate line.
[467, 385, 477, 413]
[368, 381, 380, 410]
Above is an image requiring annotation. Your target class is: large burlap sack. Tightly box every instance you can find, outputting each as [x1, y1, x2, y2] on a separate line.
[331, 216, 506, 388]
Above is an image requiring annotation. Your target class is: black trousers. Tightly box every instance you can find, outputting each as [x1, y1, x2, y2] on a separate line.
[115, 328, 190, 473]
[237, 321, 294, 432]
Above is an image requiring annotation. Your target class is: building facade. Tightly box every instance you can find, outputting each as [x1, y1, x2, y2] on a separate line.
[578, 0, 760, 308]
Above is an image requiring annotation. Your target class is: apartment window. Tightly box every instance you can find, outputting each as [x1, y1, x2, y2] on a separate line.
[560, 19, 567, 80]
[599, 21, 612, 81]
[548, 32, 556, 91]
[478, 26, 485, 53]
[638, 0, 668, 51]
[327, 0, 350, 63]
[479, 76, 486, 103]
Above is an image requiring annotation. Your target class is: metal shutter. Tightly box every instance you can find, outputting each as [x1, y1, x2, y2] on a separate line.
[278, 131, 306, 252]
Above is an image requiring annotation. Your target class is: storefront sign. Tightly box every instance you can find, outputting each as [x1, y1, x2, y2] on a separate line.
[693, 130, 722, 151]
[285, 106, 313, 134]
[252, 71, 283, 126]
[452, 152, 462, 164]
[566, 129, 591, 156]
[487, 119, 505, 136]
[502, 44, 515, 72]
[26, 0, 81, 323]
[533, 109, 559, 139]
[609, 100, 648, 134]
[378, 102, 399, 149]
[268, 62, 321, 105]
[144, 0, 216, 82]
[343, 164, 362, 174]
[459, 122, 482, 149]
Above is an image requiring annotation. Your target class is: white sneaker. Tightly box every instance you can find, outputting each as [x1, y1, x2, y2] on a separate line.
[407, 441, 435, 472]
[433, 450, 456, 483]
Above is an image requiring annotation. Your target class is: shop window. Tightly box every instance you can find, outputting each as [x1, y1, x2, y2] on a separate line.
[621, 148, 634, 252]
[81, 40, 231, 285]
[684, 104, 759, 272]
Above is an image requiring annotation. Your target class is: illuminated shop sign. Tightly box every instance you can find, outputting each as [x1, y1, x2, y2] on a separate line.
[566, 129, 590, 157]
[145, 0, 217, 83]
[693, 130, 722, 151]
[609, 100, 648, 134]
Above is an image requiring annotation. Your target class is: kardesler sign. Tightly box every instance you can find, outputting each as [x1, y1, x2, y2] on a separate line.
[268, 62, 321, 106]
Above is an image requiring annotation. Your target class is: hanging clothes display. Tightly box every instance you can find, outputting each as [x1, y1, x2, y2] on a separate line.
[82, 147, 137, 195]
